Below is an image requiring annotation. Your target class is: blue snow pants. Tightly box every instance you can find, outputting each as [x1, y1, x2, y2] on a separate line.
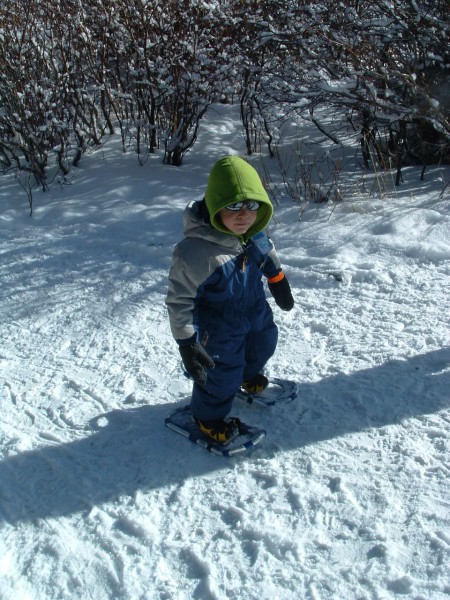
[190, 294, 278, 421]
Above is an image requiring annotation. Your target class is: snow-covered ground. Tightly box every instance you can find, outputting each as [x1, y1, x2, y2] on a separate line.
[1, 105, 449, 600]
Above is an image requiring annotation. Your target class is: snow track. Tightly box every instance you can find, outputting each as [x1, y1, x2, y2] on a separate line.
[1, 105, 450, 599]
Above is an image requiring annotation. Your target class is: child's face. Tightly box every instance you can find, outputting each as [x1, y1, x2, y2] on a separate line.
[219, 204, 258, 235]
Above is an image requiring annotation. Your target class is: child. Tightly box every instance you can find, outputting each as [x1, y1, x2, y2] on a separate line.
[166, 156, 293, 444]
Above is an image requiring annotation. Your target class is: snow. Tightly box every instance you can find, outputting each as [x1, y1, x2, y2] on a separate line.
[1, 104, 450, 600]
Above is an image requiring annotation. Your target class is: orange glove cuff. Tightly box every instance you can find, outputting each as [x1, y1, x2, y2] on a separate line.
[268, 271, 285, 284]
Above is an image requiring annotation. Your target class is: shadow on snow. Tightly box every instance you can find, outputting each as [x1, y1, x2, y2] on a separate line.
[1, 346, 449, 524]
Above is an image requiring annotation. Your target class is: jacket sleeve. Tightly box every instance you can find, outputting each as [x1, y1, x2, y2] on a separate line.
[166, 250, 196, 341]
[250, 230, 283, 280]
[262, 245, 283, 280]
[165, 239, 211, 342]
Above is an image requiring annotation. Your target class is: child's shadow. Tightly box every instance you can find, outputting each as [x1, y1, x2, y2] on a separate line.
[1, 347, 449, 524]
[269, 346, 450, 453]
[0, 402, 217, 524]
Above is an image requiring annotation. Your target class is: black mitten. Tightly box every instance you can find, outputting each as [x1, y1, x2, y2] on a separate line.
[268, 272, 294, 311]
[178, 337, 215, 386]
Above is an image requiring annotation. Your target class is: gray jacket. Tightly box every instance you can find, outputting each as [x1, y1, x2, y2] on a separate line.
[166, 200, 281, 342]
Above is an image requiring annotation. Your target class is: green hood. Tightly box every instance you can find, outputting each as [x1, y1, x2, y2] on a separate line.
[204, 156, 273, 239]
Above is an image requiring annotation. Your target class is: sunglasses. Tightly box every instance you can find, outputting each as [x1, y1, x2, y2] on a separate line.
[224, 201, 261, 212]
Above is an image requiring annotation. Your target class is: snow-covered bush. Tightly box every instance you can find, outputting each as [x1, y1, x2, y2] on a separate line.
[0, 0, 448, 202]
[237, 0, 450, 183]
